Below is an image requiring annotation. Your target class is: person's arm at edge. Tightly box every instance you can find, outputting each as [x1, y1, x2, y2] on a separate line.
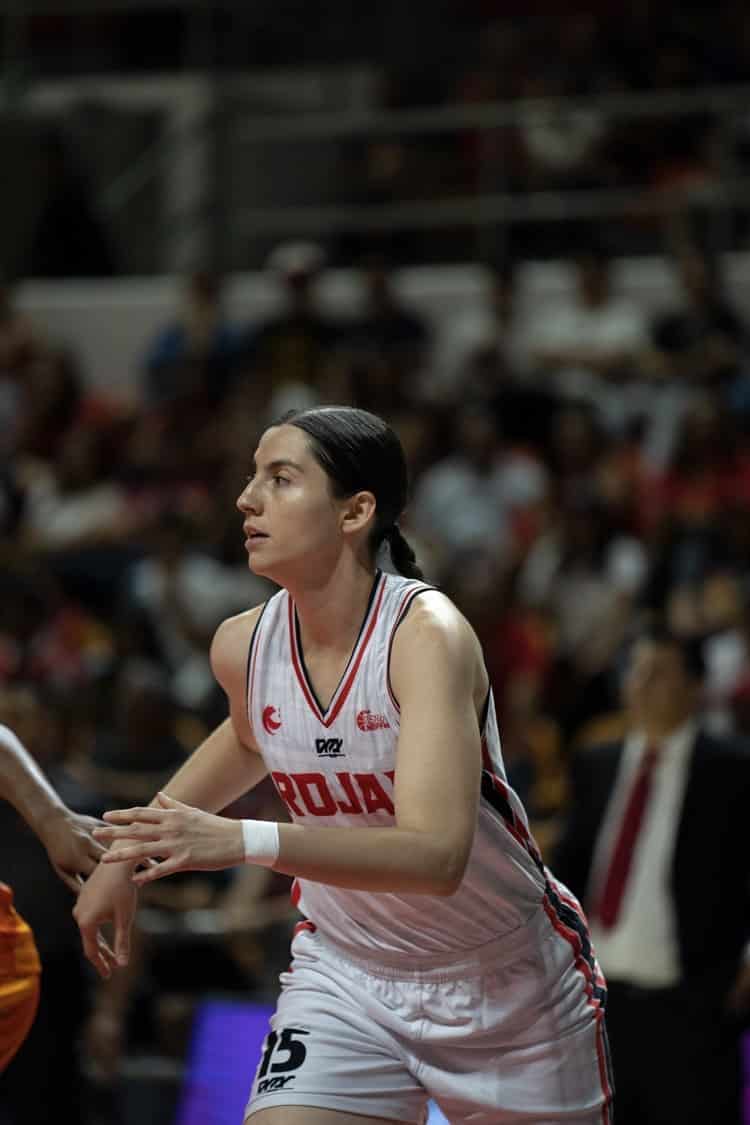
[0, 722, 104, 891]
[0, 721, 71, 837]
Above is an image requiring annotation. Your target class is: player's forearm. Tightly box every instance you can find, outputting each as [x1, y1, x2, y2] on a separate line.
[271, 823, 468, 896]
[0, 723, 68, 836]
[157, 718, 268, 814]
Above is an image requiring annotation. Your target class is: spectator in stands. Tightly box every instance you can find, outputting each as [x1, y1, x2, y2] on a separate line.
[698, 570, 750, 735]
[438, 259, 535, 395]
[0, 463, 25, 545]
[21, 424, 136, 555]
[650, 241, 749, 389]
[346, 253, 430, 415]
[0, 278, 42, 378]
[641, 393, 750, 543]
[411, 404, 547, 571]
[120, 512, 255, 716]
[239, 241, 345, 402]
[15, 349, 83, 463]
[351, 254, 429, 370]
[530, 244, 649, 434]
[18, 423, 143, 617]
[0, 569, 111, 696]
[518, 489, 647, 734]
[0, 278, 48, 460]
[554, 623, 750, 1125]
[69, 660, 188, 813]
[512, 68, 609, 191]
[143, 271, 241, 408]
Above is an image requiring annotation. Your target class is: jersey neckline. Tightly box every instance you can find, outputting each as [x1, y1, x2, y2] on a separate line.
[288, 569, 386, 727]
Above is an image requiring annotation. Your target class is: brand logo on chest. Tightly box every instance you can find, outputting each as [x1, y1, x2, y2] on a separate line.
[315, 737, 344, 758]
[356, 709, 390, 731]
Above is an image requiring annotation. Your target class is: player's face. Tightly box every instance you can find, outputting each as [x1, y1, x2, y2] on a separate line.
[236, 424, 344, 581]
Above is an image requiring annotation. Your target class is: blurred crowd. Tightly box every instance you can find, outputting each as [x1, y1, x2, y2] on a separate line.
[2, 219, 750, 1121]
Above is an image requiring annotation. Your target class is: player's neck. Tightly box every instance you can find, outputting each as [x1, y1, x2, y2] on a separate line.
[288, 560, 378, 657]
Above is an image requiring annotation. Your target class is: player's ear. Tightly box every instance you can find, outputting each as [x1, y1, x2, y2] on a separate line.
[340, 491, 376, 537]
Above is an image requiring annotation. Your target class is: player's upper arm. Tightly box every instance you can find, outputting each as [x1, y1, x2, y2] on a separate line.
[210, 606, 266, 755]
[389, 592, 485, 894]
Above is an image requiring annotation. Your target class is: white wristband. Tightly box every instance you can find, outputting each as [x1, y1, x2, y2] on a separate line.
[241, 819, 280, 867]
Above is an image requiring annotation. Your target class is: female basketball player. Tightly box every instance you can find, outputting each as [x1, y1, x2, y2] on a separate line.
[77, 406, 613, 1123]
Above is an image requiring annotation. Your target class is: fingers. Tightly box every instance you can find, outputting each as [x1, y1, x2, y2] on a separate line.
[113, 914, 131, 968]
[56, 866, 85, 895]
[89, 840, 108, 861]
[132, 854, 184, 886]
[79, 924, 116, 979]
[77, 845, 106, 878]
[95, 823, 166, 844]
[103, 807, 165, 825]
[76, 814, 107, 832]
[101, 842, 166, 865]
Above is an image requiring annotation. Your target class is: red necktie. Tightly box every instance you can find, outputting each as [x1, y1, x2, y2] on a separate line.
[595, 744, 660, 930]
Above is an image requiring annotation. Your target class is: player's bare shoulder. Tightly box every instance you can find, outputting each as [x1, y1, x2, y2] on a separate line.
[390, 589, 487, 703]
[210, 604, 266, 695]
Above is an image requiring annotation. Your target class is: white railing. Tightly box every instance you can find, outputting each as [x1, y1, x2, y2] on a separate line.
[5, 69, 750, 268]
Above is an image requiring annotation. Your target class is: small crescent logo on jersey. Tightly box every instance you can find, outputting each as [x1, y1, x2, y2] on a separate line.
[356, 709, 390, 732]
[262, 706, 282, 734]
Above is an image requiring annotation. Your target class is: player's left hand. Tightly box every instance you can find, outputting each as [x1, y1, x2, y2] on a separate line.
[42, 809, 108, 894]
[93, 792, 245, 884]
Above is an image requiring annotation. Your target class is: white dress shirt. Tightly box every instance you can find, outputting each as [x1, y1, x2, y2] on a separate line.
[587, 720, 698, 987]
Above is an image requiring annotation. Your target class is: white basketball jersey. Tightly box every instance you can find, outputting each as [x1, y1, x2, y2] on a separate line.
[247, 570, 552, 959]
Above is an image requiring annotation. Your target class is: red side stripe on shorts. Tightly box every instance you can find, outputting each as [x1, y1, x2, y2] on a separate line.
[480, 767, 613, 1119]
[542, 894, 613, 1118]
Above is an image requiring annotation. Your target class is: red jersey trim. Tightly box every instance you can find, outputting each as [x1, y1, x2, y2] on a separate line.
[289, 572, 386, 728]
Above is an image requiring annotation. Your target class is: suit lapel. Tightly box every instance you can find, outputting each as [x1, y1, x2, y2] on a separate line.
[672, 729, 710, 880]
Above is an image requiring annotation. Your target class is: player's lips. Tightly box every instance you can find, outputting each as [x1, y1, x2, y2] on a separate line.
[244, 526, 269, 548]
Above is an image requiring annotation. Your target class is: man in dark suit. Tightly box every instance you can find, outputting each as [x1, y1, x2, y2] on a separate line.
[555, 623, 750, 1125]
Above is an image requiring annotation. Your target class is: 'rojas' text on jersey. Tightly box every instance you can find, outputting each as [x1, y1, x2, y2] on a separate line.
[272, 769, 395, 817]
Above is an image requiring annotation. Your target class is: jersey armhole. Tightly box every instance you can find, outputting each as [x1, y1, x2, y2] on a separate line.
[245, 602, 270, 727]
[385, 584, 436, 712]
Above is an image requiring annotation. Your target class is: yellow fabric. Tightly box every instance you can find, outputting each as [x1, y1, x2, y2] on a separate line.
[0, 883, 41, 1072]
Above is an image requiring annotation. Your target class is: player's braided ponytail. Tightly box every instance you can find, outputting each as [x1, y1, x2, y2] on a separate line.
[384, 525, 424, 580]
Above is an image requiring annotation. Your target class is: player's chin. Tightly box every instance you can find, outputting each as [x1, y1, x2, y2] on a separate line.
[246, 546, 278, 579]
[247, 554, 269, 576]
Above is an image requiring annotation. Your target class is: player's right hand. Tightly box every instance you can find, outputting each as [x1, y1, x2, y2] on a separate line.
[41, 808, 106, 894]
[73, 856, 138, 979]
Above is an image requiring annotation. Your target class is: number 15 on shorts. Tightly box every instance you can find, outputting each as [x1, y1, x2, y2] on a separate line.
[256, 1028, 310, 1094]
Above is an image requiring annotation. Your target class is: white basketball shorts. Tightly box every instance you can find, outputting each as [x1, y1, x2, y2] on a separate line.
[245, 906, 613, 1123]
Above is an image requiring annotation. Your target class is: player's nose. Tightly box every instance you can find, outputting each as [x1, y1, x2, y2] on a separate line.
[236, 480, 260, 514]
